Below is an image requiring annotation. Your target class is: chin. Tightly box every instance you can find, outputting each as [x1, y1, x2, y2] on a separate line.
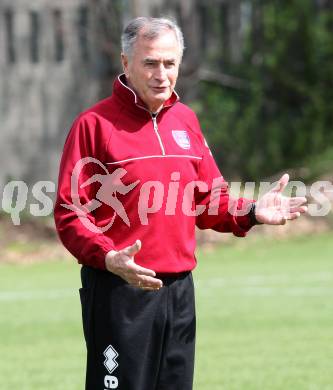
[153, 91, 171, 101]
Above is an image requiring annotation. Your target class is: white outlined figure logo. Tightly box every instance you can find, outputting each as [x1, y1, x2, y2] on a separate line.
[172, 130, 191, 150]
[61, 157, 139, 233]
[104, 345, 119, 374]
[83, 168, 139, 226]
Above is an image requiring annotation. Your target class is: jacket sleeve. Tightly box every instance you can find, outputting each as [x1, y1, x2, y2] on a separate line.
[54, 115, 116, 269]
[194, 119, 255, 237]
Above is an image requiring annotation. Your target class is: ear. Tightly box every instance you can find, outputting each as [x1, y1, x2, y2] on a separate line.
[121, 53, 129, 78]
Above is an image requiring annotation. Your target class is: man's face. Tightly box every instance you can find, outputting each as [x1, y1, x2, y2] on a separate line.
[122, 29, 181, 113]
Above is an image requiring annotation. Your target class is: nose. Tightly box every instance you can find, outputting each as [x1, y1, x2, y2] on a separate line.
[154, 63, 167, 82]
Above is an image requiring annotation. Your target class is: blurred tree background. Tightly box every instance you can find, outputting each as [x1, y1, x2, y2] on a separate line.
[0, 0, 332, 186]
[89, 0, 333, 180]
[194, 0, 333, 180]
[1, 4, 333, 389]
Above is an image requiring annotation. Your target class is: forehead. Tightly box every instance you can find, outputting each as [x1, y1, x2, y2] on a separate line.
[132, 29, 180, 60]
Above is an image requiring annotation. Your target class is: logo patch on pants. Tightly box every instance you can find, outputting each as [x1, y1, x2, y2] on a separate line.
[103, 345, 119, 374]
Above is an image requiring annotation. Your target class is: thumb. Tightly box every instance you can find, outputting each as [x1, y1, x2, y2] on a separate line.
[123, 239, 142, 257]
[272, 173, 289, 193]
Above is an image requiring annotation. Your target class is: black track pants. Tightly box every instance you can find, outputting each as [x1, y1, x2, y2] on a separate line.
[79, 266, 196, 390]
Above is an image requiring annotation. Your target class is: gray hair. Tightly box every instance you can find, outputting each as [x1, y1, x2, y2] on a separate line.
[121, 17, 185, 60]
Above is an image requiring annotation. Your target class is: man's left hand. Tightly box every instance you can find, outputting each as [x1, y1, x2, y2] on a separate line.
[255, 173, 307, 225]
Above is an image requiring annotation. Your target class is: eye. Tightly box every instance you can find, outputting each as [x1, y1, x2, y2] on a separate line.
[144, 60, 157, 67]
[165, 61, 176, 69]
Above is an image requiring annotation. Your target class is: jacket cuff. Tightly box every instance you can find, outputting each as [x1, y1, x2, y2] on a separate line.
[80, 236, 116, 270]
[232, 200, 257, 237]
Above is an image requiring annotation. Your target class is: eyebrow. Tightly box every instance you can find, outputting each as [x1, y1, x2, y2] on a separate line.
[143, 57, 177, 63]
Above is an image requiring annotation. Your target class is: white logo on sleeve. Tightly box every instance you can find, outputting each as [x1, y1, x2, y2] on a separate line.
[103, 345, 119, 374]
[172, 130, 191, 150]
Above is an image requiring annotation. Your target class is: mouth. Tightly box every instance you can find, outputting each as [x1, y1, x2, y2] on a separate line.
[151, 86, 169, 93]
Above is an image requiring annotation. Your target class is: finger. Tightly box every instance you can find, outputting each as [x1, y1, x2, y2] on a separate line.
[139, 275, 163, 288]
[301, 205, 308, 213]
[285, 212, 301, 220]
[127, 260, 157, 277]
[272, 173, 289, 193]
[294, 205, 308, 213]
[141, 284, 163, 290]
[135, 284, 161, 291]
[123, 239, 142, 257]
[285, 205, 308, 214]
[133, 277, 163, 290]
[289, 196, 308, 206]
[132, 275, 163, 288]
[280, 198, 307, 213]
[140, 284, 162, 291]
[272, 214, 287, 225]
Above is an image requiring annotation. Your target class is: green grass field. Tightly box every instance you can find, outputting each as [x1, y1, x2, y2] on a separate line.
[1, 233, 332, 389]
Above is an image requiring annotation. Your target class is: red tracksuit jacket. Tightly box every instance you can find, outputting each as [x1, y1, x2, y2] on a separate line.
[54, 74, 254, 273]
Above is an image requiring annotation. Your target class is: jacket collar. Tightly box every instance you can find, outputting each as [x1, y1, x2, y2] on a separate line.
[113, 73, 179, 115]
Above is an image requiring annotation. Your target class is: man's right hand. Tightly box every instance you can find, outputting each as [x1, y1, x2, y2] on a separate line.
[105, 240, 163, 290]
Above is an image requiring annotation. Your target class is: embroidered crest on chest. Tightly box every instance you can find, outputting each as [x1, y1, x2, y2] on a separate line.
[172, 130, 191, 150]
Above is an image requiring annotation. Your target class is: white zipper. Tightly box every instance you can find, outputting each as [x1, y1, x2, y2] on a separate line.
[151, 114, 166, 155]
[118, 75, 177, 157]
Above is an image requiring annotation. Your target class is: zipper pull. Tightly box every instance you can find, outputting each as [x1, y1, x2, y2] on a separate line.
[152, 114, 158, 130]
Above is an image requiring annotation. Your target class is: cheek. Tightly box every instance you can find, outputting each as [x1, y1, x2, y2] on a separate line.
[136, 74, 149, 90]
[168, 72, 178, 86]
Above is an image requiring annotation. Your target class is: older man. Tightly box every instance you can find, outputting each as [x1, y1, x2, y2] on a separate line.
[54, 17, 307, 390]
